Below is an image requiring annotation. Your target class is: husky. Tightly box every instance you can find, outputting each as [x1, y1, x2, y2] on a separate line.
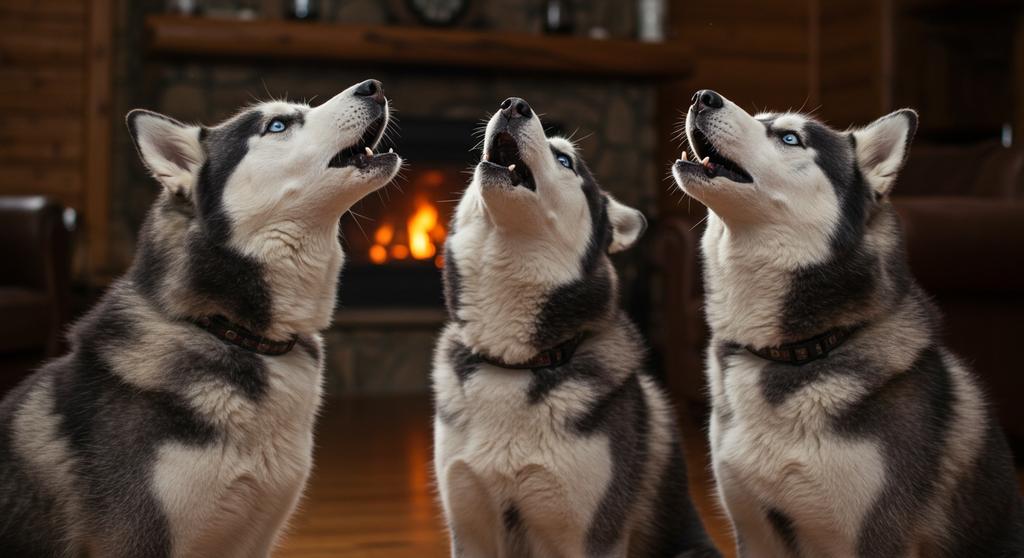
[671, 89, 1024, 557]
[432, 97, 720, 558]
[0, 79, 401, 557]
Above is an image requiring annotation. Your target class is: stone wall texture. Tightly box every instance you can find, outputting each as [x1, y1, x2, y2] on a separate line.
[112, 0, 660, 395]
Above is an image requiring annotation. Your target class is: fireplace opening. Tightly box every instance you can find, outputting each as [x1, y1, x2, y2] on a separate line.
[338, 117, 563, 309]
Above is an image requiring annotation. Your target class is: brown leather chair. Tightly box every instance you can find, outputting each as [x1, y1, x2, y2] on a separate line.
[0, 196, 75, 393]
[655, 142, 1024, 454]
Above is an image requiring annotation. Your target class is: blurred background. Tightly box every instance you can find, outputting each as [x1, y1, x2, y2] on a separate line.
[1, 0, 1022, 555]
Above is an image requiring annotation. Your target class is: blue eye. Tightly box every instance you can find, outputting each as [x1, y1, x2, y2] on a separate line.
[781, 132, 801, 146]
[267, 119, 287, 133]
[556, 153, 573, 170]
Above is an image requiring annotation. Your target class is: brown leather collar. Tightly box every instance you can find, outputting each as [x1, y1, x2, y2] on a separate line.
[472, 334, 585, 370]
[190, 315, 297, 356]
[746, 325, 860, 365]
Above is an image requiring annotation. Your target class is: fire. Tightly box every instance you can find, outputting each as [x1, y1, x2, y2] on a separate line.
[408, 202, 439, 259]
[369, 198, 446, 267]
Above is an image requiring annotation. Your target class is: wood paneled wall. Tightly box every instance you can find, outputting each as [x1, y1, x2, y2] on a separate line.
[0, 0, 113, 277]
[1017, 12, 1024, 141]
[817, 0, 891, 128]
[657, 0, 817, 216]
[656, 0, 1022, 216]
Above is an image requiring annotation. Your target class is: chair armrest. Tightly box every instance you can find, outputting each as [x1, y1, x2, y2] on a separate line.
[893, 197, 1024, 295]
[0, 196, 75, 355]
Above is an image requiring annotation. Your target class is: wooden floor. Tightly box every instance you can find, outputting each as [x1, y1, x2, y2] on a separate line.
[276, 396, 1024, 558]
[276, 396, 735, 558]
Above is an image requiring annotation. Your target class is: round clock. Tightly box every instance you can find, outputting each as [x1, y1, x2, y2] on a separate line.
[388, 0, 475, 27]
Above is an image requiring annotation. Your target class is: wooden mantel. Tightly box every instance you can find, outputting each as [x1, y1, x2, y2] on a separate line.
[145, 15, 693, 79]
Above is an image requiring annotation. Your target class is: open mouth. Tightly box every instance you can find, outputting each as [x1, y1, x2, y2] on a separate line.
[481, 131, 535, 190]
[679, 127, 753, 183]
[327, 115, 388, 170]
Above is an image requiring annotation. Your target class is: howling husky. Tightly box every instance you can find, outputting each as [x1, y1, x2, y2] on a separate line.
[672, 89, 1024, 557]
[0, 80, 401, 557]
[433, 97, 720, 558]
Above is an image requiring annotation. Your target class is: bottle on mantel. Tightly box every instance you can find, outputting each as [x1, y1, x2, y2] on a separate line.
[637, 0, 666, 42]
[166, 0, 199, 15]
[286, 0, 320, 21]
[544, 0, 574, 35]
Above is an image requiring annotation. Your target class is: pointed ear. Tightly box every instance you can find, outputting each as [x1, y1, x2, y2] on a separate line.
[852, 109, 917, 197]
[126, 109, 204, 197]
[606, 196, 647, 254]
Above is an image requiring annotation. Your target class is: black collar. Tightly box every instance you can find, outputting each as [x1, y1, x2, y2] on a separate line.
[190, 315, 297, 356]
[746, 325, 860, 365]
[471, 334, 585, 370]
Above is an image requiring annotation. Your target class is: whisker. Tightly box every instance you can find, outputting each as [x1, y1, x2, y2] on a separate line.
[347, 209, 369, 242]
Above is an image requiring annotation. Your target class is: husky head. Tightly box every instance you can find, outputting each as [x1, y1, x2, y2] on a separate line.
[671, 89, 918, 346]
[444, 97, 646, 364]
[126, 79, 401, 337]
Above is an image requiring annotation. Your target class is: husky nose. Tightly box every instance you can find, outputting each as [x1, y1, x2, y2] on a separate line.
[694, 89, 724, 110]
[354, 79, 386, 105]
[500, 97, 532, 119]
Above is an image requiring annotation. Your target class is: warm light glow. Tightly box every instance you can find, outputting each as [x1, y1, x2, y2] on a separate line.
[374, 223, 394, 246]
[434, 255, 444, 269]
[421, 170, 445, 188]
[369, 244, 387, 264]
[429, 223, 446, 243]
[408, 201, 439, 260]
[368, 194, 447, 266]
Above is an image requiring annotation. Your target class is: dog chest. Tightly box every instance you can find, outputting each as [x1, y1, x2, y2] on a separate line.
[713, 357, 887, 548]
[437, 364, 613, 523]
[154, 348, 323, 554]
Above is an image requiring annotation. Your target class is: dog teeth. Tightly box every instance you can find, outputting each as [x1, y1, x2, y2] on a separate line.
[388, 147, 394, 154]
[508, 164, 516, 172]
[483, 152, 490, 162]
[701, 156, 710, 167]
[364, 147, 374, 157]
[681, 151, 688, 161]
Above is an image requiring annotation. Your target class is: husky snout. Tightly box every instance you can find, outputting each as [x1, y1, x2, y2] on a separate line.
[478, 97, 546, 192]
[499, 96, 533, 119]
[692, 88, 725, 111]
[353, 78, 385, 104]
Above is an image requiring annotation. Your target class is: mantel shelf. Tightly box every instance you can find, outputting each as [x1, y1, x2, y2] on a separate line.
[145, 15, 693, 79]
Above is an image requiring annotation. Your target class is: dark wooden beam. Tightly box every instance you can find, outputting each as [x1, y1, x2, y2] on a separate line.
[85, 0, 114, 278]
[145, 15, 694, 78]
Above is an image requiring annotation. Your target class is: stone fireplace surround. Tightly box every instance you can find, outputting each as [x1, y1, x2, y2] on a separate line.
[112, 1, 673, 395]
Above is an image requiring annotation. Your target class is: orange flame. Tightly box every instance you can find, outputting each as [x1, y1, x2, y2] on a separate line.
[369, 198, 446, 267]
[408, 202, 438, 260]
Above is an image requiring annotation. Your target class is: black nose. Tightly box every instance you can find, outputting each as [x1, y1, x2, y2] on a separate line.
[354, 79, 385, 105]
[500, 97, 532, 119]
[693, 89, 724, 110]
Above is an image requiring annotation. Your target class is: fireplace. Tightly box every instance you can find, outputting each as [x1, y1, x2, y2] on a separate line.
[338, 117, 564, 309]
[337, 118, 471, 308]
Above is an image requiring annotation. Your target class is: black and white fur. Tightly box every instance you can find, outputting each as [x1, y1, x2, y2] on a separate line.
[0, 81, 401, 557]
[672, 89, 1024, 557]
[433, 97, 719, 558]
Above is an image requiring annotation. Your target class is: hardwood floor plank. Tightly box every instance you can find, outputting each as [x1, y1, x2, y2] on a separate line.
[276, 396, 735, 557]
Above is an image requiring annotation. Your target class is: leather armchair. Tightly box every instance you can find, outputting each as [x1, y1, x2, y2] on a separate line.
[0, 196, 75, 392]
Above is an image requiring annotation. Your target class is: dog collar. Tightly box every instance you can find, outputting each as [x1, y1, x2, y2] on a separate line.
[190, 315, 297, 356]
[472, 334, 585, 370]
[746, 325, 860, 365]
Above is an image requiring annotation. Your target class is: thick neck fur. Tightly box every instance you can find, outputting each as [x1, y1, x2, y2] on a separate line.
[446, 218, 616, 365]
[131, 191, 342, 341]
[701, 201, 912, 349]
